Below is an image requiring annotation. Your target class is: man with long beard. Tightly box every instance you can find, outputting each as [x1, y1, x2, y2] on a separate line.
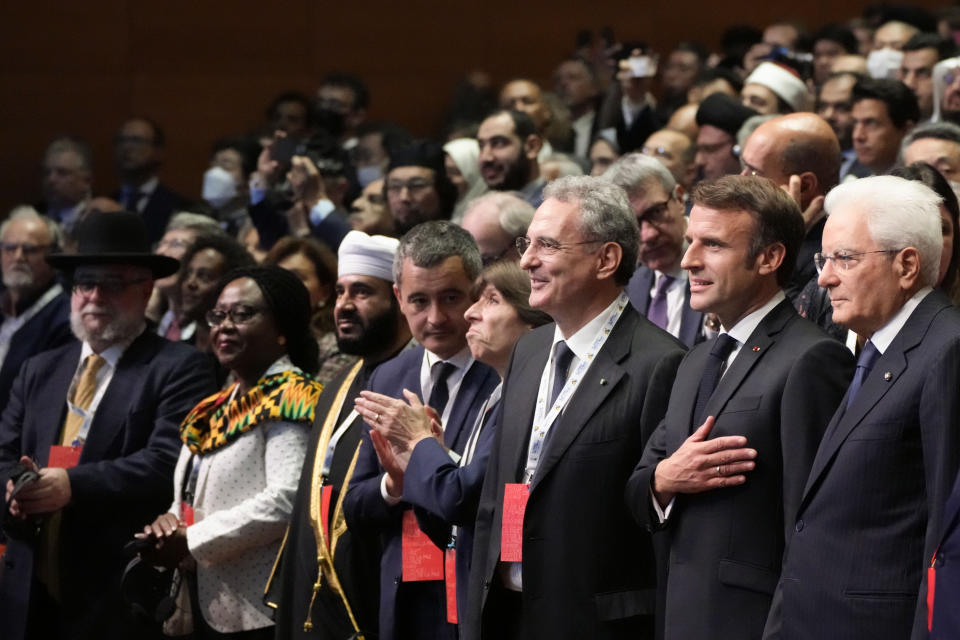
[267, 230, 413, 639]
[0, 210, 215, 640]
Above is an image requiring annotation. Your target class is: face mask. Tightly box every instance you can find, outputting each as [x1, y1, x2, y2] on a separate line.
[202, 166, 237, 208]
[866, 48, 904, 80]
[356, 165, 383, 187]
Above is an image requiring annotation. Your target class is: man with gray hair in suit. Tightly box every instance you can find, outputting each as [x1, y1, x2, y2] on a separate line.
[765, 175, 960, 640]
[604, 154, 703, 346]
[460, 192, 535, 266]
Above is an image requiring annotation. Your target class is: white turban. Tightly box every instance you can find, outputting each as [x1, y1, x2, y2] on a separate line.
[745, 62, 813, 112]
[337, 230, 399, 282]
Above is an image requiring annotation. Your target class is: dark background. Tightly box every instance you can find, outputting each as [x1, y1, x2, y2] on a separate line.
[0, 0, 949, 213]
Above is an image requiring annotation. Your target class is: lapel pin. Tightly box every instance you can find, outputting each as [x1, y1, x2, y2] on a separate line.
[600, 378, 607, 385]
[752, 346, 761, 352]
[883, 372, 892, 381]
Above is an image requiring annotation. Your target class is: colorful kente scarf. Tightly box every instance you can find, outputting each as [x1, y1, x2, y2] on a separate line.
[180, 369, 323, 454]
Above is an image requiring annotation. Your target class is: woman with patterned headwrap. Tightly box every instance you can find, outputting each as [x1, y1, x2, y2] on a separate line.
[140, 265, 322, 639]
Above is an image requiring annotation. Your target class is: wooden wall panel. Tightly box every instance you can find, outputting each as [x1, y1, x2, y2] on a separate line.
[0, 0, 949, 213]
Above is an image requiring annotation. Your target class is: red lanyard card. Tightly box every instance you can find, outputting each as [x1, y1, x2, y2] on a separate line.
[401, 510, 444, 581]
[501, 483, 530, 562]
[445, 547, 458, 624]
[321, 485, 333, 549]
[48, 445, 82, 469]
[181, 503, 196, 527]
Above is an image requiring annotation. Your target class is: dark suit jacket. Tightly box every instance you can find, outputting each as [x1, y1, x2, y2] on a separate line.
[931, 466, 960, 639]
[0, 285, 72, 414]
[248, 198, 351, 253]
[785, 217, 825, 303]
[0, 331, 215, 640]
[626, 265, 705, 347]
[627, 299, 854, 640]
[405, 399, 502, 623]
[113, 182, 190, 245]
[342, 347, 499, 640]
[766, 291, 960, 640]
[464, 307, 685, 640]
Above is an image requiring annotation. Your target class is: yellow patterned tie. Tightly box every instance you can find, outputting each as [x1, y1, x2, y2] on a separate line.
[61, 354, 106, 446]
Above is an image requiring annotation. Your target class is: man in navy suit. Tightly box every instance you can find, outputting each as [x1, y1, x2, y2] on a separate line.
[765, 176, 960, 640]
[627, 176, 854, 640]
[0, 209, 72, 412]
[343, 221, 499, 640]
[606, 153, 704, 346]
[930, 467, 960, 638]
[0, 211, 216, 640]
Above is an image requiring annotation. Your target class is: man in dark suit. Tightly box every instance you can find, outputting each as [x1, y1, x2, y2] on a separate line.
[605, 153, 704, 346]
[465, 176, 686, 640]
[0, 210, 216, 640]
[266, 230, 413, 639]
[0, 210, 72, 412]
[113, 117, 189, 244]
[626, 176, 854, 640]
[930, 467, 960, 639]
[765, 175, 960, 640]
[343, 221, 499, 640]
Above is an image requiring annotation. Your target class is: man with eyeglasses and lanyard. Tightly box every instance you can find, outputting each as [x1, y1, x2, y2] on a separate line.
[766, 175, 960, 640]
[627, 175, 853, 640]
[605, 153, 704, 347]
[465, 176, 685, 640]
[0, 210, 215, 640]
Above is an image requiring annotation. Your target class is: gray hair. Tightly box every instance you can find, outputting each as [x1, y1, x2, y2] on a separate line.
[900, 121, 960, 161]
[463, 191, 535, 238]
[1, 205, 63, 249]
[166, 211, 223, 235]
[602, 153, 676, 200]
[543, 175, 638, 285]
[541, 153, 585, 179]
[44, 136, 94, 174]
[737, 115, 778, 149]
[393, 220, 482, 286]
[824, 175, 943, 286]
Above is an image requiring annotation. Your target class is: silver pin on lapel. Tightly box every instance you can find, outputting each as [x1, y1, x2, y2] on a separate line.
[600, 378, 607, 385]
[883, 372, 892, 381]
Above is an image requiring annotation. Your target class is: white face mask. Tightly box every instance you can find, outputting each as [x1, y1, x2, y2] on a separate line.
[202, 166, 237, 208]
[866, 48, 904, 80]
[356, 165, 384, 187]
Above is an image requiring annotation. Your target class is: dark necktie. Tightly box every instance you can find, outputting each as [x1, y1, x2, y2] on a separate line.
[693, 334, 739, 426]
[429, 361, 457, 417]
[846, 340, 880, 408]
[648, 274, 675, 330]
[550, 341, 576, 407]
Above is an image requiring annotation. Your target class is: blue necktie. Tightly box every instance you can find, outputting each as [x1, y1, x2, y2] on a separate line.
[550, 341, 575, 407]
[846, 340, 880, 408]
[693, 334, 739, 426]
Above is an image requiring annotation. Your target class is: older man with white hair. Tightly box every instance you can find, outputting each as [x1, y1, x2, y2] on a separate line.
[460, 192, 535, 266]
[765, 175, 960, 640]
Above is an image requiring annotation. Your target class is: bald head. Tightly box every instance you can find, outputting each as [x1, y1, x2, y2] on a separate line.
[741, 113, 841, 208]
[642, 129, 695, 188]
[666, 103, 700, 140]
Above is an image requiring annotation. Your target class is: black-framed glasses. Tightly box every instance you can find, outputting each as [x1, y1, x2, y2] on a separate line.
[71, 278, 149, 296]
[814, 249, 900, 273]
[385, 179, 434, 194]
[515, 236, 601, 256]
[1, 242, 50, 256]
[206, 305, 266, 327]
[482, 244, 517, 266]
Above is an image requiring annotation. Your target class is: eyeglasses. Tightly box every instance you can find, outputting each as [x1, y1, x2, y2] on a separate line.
[944, 69, 960, 86]
[156, 238, 190, 253]
[814, 249, 900, 273]
[1, 243, 50, 256]
[482, 245, 517, 266]
[386, 179, 434, 194]
[206, 305, 265, 327]
[515, 236, 600, 256]
[642, 145, 675, 161]
[72, 278, 150, 296]
[637, 195, 677, 226]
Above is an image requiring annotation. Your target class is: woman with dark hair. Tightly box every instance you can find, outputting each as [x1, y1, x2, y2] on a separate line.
[263, 235, 358, 384]
[141, 266, 322, 639]
[354, 260, 550, 622]
[892, 161, 960, 302]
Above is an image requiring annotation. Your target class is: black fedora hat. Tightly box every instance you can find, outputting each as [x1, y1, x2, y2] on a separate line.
[47, 210, 180, 278]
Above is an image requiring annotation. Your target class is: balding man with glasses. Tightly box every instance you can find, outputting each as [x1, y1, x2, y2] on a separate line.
[766, 175, 960, 640]
[0, 210, 215, 640]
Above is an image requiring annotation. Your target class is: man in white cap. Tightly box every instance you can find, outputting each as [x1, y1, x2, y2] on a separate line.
[267, 230, 413, 639]
[742, 62, 814, 116]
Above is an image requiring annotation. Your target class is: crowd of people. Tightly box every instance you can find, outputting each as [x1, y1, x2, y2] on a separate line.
[5, 4, 960, 640]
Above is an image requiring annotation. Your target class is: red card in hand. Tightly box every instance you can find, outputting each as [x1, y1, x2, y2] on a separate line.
[501, 483, 530, 562]
[181, 504, 196, 527]
[321, 485, 333, 548]
[401, 510, 444, 581]
[48, 445, 82, 469]
[445, 547, 458, 624]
